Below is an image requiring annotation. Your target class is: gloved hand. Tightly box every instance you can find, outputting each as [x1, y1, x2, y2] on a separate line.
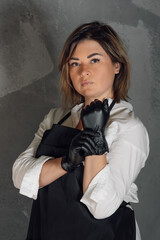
[80, 99, 110, 154]
[61, 131, 85, 172]
[61, 99, 111, 172]
[81, 99, 110, 131]
[61, 129, 101, 172]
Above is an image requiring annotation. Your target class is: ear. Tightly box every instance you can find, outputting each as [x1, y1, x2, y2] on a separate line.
[114, 62, 120, 74]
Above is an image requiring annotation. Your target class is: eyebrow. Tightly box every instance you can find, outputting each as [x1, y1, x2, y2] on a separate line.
[69, 53, 103, 61]
[87, 53, 103, 58]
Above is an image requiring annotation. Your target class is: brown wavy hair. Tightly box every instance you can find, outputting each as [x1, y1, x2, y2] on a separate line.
[59, 21, 131, 108]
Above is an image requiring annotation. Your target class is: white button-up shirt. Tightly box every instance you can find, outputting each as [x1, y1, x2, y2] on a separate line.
[12, 99, 149, 239]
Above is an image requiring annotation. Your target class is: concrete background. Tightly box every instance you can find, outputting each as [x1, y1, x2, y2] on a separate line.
[0, 0, 159, 239]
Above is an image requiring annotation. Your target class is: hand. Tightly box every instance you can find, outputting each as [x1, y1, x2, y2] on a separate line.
[68, 129, 107, 157]
[80, 99, 110, 155]
[61, 99, 110, 172]
[61, 128, 108, 172]
[75, 129, 108, 156]
[61, 131, 85, 172]
[81, 99, 110, 131]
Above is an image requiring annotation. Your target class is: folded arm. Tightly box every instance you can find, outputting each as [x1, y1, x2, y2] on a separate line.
[81, 122, 149, 219]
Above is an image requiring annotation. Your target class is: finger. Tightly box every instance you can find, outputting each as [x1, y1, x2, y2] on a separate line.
[81, 99, 100, 114]
[81, 146, 92, 156]
[95, 99, 102, 109]
[91, 99, 103, 109]
[83, 104, 92, 113]
[81, 129, 100, 138]
[88, 99, 100, 110]
[81, 140, 96, 156]
[103, 99, 109, 113]
[73, 140, 93, 156]
[84, 128, 100, 135]
[90, 101, 96, 110]
[77, 136, 96, 150]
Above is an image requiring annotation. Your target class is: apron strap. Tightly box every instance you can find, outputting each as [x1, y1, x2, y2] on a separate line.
[57, 111, 71, 125]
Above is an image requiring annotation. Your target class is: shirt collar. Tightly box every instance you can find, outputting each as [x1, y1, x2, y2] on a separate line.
[71, 103, 84, 128]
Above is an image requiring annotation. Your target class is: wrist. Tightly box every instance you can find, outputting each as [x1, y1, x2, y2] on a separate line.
[85, 153, 106, 162]
[84, 154, 107, 172]
[83, 154, 107, 193]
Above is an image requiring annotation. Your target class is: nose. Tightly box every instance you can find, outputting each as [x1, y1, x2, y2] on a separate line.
[80, 64, 90, 77]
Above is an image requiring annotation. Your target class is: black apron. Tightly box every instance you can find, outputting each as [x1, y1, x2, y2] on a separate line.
[26, 102, 136, 240]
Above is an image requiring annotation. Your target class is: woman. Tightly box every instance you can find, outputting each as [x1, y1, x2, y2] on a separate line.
[12, 21, 149, 240]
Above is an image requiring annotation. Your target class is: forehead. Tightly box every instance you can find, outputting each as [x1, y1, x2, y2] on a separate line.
[70, 39, 106, 57]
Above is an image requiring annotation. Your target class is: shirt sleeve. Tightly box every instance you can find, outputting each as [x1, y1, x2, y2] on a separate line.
[12, 109, 56, 200]
[80, 121, 149, 219]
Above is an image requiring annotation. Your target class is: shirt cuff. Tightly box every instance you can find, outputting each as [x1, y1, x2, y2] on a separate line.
[80, 164, 115, 205]
[80, 164, 118, 219]
[19, 156, 52, 199]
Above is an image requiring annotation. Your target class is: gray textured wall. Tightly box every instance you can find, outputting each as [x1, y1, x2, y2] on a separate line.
[0, 0, 159, 239]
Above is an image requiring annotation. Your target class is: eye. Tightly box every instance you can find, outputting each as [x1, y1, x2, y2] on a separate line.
[91, 58, 100, 64]
[69, 62, 79, 67]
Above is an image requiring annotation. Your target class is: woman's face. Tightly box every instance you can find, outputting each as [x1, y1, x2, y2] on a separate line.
[69, 39, 120, 106]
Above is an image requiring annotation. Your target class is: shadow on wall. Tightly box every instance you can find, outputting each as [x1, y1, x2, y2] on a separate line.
[0, 2, 59, 240]
[0, 1, 54, 98]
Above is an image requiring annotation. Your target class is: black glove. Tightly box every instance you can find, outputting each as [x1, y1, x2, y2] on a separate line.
[81, 99, 110, 131]
[61, 99, 111, 171]
[80, 99, 110, 154]
[61, 129, 102, 172]
[61, 131, 85, 172]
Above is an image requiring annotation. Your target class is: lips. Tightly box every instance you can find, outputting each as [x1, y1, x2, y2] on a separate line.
[81, 81, 93, 87]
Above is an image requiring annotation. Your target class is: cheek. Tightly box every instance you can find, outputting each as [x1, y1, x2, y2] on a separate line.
[99, 69, 115, 86]
[70, 70, 80, 87]
[69, 73, 78, 89]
